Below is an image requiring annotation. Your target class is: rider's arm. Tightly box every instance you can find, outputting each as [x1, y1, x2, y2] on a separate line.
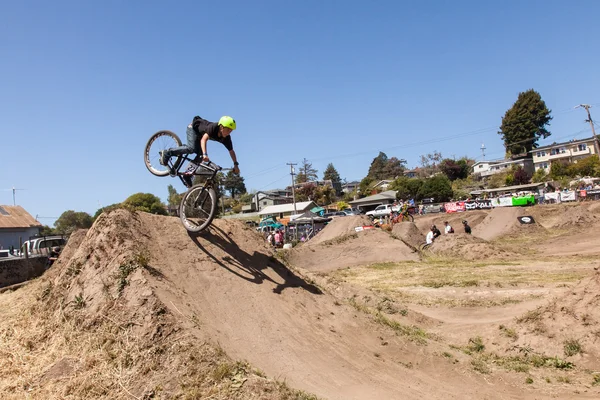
[230, 150, 240, 174]
[200, 133, 210, 161]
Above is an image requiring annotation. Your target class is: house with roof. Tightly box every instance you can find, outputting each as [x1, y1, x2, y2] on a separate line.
[348, 190, 397, 212]
[258, 201, 319, 219]
[372, 180, 393, 191]
[472, 158, 534, 178]
[530, 137, 599, 173]
[341, 181, 360, 193]
[0, 205, 42, 251]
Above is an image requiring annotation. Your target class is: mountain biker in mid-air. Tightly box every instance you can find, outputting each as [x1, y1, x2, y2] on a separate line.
[159, 115, 240, 186]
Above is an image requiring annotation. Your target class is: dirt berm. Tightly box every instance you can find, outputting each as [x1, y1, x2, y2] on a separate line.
[289, 216, 419, 272]
[1, 210, 568, 399]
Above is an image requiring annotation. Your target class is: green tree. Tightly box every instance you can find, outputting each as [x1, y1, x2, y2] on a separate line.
[296, 158, 318, 183]
[573, 155, 600, 177]
[418, 151, 443, 177]
[54, 210, 94, 234]
[295, 182, 317, 202]
[382, 157, 407, 179]
[417, 175, 453, 202]
[498, 89, 552, 156]
[549, 160, 570, 180]
[40, 225, 56, 236]
[238, 192, 254, 204]
[167, 185, 182, 211]
[337, 200, 350, 210]
[390, 177, 424, 201]
[531, 168, 548, 183]
[223, 170, 247, 199]
[323, 163, 341, 184]
[314, 185, 336, 206]
[439, 158, 470, 181]
[358, 176, 375, 196]
[367, 152, 389, 180]
[123, 193, 168, 215]
[93, 203, 121, 219]
[487, 172, 510, 189]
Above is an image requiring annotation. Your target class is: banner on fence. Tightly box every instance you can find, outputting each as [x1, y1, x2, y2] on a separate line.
[444, 202, 465, 213]
[544, 192, 561, 203]
[512, 195, 535, 206]
[465, 200, 493, 210]
[492, 197, 513, 207]
[560, 191, 576, 202]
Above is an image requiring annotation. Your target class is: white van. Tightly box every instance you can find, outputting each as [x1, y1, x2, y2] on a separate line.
[21, 236, 67, 256]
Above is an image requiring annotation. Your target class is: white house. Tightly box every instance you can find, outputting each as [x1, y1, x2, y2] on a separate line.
[0, 205, 42, 251]
[530, 137, 599, 172]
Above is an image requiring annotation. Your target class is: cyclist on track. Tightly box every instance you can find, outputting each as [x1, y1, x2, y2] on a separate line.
[159, 116, 240, 185]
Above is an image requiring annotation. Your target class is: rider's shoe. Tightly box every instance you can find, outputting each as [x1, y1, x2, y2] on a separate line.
[159, 150, 169, 166]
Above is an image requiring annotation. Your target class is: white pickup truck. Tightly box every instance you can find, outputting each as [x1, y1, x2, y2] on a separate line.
[365, 204, 401, 218]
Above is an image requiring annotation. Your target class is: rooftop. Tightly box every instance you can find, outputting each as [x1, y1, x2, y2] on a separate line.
[0, 205, 43, 229]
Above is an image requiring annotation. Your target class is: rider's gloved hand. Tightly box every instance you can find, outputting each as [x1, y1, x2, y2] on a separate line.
[202, 154, 210, 163]
[233, 165, 240, 174]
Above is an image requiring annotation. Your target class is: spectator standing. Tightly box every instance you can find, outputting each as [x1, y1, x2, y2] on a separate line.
[266, 232, 274, 247]
[462, 220, 472, 234]
[274, 230, 283, 247]
[444, 221, 454, 234]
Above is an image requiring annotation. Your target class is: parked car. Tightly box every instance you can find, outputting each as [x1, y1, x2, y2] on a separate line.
[256, 218, 284, 233]
[341, 208, 362, 215]
[21, 235, 68, 256]
[323, 211, 347, 218]
[365, 204, 401, 218]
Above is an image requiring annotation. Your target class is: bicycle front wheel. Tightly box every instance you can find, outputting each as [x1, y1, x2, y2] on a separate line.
[179, 185, 218, 232]
[144, 130, 183, 176]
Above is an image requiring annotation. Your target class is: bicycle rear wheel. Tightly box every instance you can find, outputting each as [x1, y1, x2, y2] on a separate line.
[144, 130, 183, 176]
[179, 185, 218, 232]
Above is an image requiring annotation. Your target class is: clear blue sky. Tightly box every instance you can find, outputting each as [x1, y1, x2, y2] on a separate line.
[1, 0, 599, 226]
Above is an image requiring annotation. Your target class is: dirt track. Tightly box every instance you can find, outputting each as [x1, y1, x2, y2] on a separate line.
[2, 202, 600, 399]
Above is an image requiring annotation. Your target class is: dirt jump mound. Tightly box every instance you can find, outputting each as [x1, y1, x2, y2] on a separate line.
[426, 233, 516, 261]
[489, 270, 600, 372]
[472, 207, 529, 241]
[392, 222, 424, 249]
[309, 215, 373, 245]
[550, 204, 600, 229]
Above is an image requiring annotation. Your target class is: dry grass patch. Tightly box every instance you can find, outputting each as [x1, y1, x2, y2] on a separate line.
[332, 260, 582, 300]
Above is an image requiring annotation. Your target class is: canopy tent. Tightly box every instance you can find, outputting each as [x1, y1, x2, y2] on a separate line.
[287, 211, 331, 225]
[310, 206, 325, 214]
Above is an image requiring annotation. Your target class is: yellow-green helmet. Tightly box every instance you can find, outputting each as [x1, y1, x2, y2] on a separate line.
[218, 116, 236, 130]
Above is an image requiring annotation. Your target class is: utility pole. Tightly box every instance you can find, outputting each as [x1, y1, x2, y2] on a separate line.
[480, 143, 486, 160]
[576, 104, 600, 155]
[287, 162, 298, 241]
[287, 163, 298, 217]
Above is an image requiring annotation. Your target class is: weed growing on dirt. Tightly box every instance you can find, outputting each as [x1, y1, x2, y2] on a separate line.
[348, 296, 429, 344]
[563, 339, 583, 357]
[556, 375, 571, 384]
[592, 374, 600, 386]
[66, 261, 83, 276]
[499, 324, 519, 340]
[467, 337, 485, 353]
[471, 358, 490, 374]
[515, 307, 543, 324]
[525, 377, 534, 384]
[322, 233, 358, 246]
[73, 293, 86, 309]
[116, 250, 149, 293]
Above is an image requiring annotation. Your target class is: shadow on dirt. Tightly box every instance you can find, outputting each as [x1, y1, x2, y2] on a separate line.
[188, 225, 322, 296]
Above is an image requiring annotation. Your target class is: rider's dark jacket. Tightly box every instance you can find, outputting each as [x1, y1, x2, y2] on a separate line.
[192, 116, 233, 151]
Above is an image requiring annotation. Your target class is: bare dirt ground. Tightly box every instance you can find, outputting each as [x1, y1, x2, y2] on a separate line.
[1, 201, 600, 399]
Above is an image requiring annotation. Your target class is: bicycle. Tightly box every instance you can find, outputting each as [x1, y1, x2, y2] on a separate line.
[391, 207, 415, 224]
[144, 130, 230, 233]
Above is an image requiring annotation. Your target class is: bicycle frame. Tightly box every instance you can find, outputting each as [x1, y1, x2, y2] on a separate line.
[167, 155, 222, 189]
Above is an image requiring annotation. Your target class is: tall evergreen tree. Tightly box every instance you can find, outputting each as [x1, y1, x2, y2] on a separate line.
[223, 170, 247, 199]
[367, 152, 389, 180]
[323, 163, 341, 184]
[498, 89, 552, 156]
[382, 156, 407, 179]
[296, 158, 318, 183]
